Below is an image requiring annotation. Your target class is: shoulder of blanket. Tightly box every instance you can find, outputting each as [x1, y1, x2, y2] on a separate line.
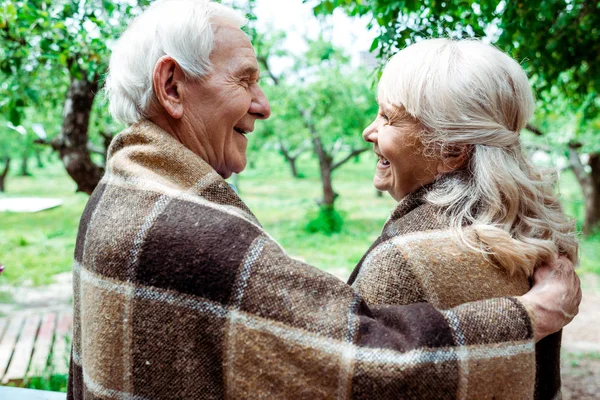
[379, 227, 464, 254]
[99, 121, 262, 227]
[374, 227, 493, 271]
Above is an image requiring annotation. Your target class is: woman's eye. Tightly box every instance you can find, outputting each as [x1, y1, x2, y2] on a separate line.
[379, 113, 389, 122]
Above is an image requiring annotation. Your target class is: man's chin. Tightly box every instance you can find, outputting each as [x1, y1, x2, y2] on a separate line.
[218, 161, 246, 179]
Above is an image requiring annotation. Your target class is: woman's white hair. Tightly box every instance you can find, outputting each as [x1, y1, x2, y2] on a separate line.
[379, 38, 578, 276]
[106, 0, 246, 125]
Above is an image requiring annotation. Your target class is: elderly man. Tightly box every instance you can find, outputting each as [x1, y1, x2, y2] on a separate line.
[68, 0, 581, 399]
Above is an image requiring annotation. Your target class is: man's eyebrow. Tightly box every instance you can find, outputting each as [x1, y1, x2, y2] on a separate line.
[235, 65, 259, 77]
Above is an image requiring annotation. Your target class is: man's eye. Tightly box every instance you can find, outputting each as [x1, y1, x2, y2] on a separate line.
[379, 112, 389, 122]
[240, 78, 258, 88]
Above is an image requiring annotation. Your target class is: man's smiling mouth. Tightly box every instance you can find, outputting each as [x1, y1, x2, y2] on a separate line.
[234, 126, 249, 135]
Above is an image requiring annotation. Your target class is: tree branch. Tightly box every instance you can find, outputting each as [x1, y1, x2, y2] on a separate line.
[331, 147, 370, 171]
[291, 140, 312, 158]
[257, 55, 280, 86]
[34, 138, 60, 151]
[87, 144, 105, 156]
[526, 124, 545, 136]
[277, 138, 292, 159]
[1, 157, 10, 180]
[330, 138, 344, 158]
[567, 142, 591, 190]
[35, 137, 107, 158]
[523, 143, 553, 153]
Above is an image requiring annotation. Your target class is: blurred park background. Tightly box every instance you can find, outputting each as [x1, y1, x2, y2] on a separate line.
[0, 0, 599, 396]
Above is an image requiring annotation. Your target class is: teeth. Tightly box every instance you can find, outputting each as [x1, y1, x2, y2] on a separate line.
[376, 154, 390, 165]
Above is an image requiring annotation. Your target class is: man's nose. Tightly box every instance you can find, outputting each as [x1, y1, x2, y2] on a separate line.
[250, 86, 271, 120]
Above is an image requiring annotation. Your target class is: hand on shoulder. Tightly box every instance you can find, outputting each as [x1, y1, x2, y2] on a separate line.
[519, 255, 582, 342]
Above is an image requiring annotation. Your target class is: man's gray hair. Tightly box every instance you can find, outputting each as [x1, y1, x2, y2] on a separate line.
[106, 0, 246, 125]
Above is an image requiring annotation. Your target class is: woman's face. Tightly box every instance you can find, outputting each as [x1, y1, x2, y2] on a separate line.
[362, 100, 439, 201]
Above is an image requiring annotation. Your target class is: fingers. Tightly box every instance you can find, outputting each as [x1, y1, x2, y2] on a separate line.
[524, 253, 583, 341]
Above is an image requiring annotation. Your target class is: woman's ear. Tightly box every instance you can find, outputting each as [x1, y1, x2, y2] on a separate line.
[152, 56, 185, 119]
[437, 145, 470, 175]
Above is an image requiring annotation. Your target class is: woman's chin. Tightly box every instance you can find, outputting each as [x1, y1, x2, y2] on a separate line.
[372, 177, 390, 193]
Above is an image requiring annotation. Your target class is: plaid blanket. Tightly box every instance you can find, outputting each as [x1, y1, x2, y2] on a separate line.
[349, 182, 561, 399]
[68, 121, 536, 399]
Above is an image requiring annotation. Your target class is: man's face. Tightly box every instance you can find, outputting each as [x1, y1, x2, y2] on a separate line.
[182, 23, 271, 178]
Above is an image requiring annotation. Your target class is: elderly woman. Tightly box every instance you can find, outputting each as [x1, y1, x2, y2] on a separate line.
[350, 39, 578, 399]
[68, 0, 581, 397]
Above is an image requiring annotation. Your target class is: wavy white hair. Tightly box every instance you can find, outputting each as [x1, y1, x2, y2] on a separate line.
[105, 0, 245, 125]
[378, 38, 578, 276]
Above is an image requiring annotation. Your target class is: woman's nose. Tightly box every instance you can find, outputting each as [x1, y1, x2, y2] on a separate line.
[362, 121, 377, 143]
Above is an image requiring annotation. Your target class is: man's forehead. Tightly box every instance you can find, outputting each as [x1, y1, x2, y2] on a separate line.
[210, 22, 259, 74]
[212, 21, 251, 47]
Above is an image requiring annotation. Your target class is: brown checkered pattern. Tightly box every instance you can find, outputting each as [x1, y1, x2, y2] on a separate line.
[349, 183, 561, 399]
[68, 121, 537, 399]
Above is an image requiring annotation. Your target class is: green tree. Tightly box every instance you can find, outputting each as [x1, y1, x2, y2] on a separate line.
[1, 0, 142, 194]
[241, 24, 313, 177]
[312, 0, 600, 232]
[0, 122, 20, 192]
[255, 34, 378, 209]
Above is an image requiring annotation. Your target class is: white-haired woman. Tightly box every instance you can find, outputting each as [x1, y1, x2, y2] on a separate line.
[349, 39, 578, 399]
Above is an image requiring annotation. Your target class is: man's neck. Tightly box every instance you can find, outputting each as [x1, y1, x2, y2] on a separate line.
[150, 112, 214, 167]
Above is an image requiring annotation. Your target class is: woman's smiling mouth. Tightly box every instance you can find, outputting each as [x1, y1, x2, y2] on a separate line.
[376, 153, 391, 168]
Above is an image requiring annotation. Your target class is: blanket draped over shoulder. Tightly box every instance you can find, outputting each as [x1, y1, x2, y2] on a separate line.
[348, 182, 561, 400]
[68, 121, 536, 400]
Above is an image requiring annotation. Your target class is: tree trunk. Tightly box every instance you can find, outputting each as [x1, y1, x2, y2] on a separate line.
[100, 132, 114, 165]
[35, 149, 44, 168]
[20, 152, 30, 176]
[278, 141, 303, 178]
[312, 135, 335, 207]
[55, 77, 104, 195]
[585, 153, 600, 234]
[0, 157, 10, 192]
[568, 148, 600, 234]
[288, 158, 298, 178]
[280, 152, 299, 178]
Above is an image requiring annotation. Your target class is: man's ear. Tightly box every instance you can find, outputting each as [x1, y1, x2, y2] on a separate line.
[152, 56, 185, 119]
[437, 145, 470, 175]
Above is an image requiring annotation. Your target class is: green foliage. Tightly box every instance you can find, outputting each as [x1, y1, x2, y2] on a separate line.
[579, 232, 600, 275]
[0, 0, 139, 151]
[313, 2, 597, 86]
[305, 205, 345, 235]
[251, 29, 379, 191]
[24, 374, 69, 393]
[0, 288, 13, 303]
[311, 0, 600, 129]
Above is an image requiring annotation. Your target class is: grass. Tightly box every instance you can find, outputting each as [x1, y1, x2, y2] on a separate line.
[0, 150, 598, 286]
[563, 351, 600, 368]
[0, 157, 89, 285]
[558, 171, 600, 275]
[22, 374, 69, 393]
